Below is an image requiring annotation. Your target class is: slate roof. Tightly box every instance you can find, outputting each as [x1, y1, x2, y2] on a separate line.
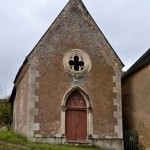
[122, 48, 150, 79]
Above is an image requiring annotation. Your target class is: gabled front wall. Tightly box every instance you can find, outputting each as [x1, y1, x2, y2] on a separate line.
[26, 1, 123, 148]
[122, 64, 150, 149]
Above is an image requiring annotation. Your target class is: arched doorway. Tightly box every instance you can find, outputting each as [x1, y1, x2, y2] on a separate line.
[65, 91, 87, 142]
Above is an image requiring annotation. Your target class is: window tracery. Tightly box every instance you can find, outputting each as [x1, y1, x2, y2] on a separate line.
[63, 49, 91, 77]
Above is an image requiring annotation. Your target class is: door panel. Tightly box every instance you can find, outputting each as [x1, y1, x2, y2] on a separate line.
[76, 110, 87, 142]
[66, 109, 87, 142]
[65, 91, 87, 142]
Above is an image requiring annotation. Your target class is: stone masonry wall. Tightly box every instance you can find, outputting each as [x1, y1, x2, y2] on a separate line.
[13, 67, 29, 136]
[122, 64, 150, 149]
[27, 0, 123, 140]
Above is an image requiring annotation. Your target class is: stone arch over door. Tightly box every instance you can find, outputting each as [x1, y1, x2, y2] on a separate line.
[61, 86, 93, 140]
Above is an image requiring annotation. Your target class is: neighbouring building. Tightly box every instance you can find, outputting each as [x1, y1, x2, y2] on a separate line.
[10, 0, 124, 149]
[122, 49, 150, 149]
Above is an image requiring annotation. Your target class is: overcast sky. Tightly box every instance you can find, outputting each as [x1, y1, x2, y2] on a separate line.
[0, 0, 149, 98]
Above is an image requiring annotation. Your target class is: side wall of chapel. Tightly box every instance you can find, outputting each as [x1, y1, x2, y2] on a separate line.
[13, 66, 29, 136]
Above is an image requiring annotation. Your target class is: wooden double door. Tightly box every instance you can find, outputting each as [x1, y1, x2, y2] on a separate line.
[65, 91, 87, 142]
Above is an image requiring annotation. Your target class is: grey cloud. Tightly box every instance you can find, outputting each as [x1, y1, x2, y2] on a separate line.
[0, 0, 149, 97]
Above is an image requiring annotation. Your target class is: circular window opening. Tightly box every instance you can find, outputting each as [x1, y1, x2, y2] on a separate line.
[69, 55, 84, 71]
[63, 49, 91, 77]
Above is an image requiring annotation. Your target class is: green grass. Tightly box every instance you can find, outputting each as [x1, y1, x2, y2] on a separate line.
[0, 144, 25, 150]
[0, 130, 103, 150]
[0, 130, 28, 144]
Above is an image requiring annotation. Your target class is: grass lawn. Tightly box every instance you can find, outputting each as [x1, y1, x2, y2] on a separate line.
[0, 130, 106, 150]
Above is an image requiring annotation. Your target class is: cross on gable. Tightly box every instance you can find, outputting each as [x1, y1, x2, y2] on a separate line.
[69, 56, 84, 71]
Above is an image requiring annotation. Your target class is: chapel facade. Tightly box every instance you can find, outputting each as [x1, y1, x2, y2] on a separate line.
[10, 0, 124, 149]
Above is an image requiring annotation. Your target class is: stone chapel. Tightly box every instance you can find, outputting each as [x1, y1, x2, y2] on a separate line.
[10, 0, 124, 149]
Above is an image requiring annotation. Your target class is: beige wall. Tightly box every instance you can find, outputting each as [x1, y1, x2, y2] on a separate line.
[13, 69, 29, 136]
[122, 64, 150, 148]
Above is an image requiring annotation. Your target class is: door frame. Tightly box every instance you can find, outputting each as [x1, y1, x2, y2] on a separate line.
[60, 86, 93, 141]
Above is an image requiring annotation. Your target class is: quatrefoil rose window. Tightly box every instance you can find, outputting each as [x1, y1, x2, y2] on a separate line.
[63, 49, 91, 77]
